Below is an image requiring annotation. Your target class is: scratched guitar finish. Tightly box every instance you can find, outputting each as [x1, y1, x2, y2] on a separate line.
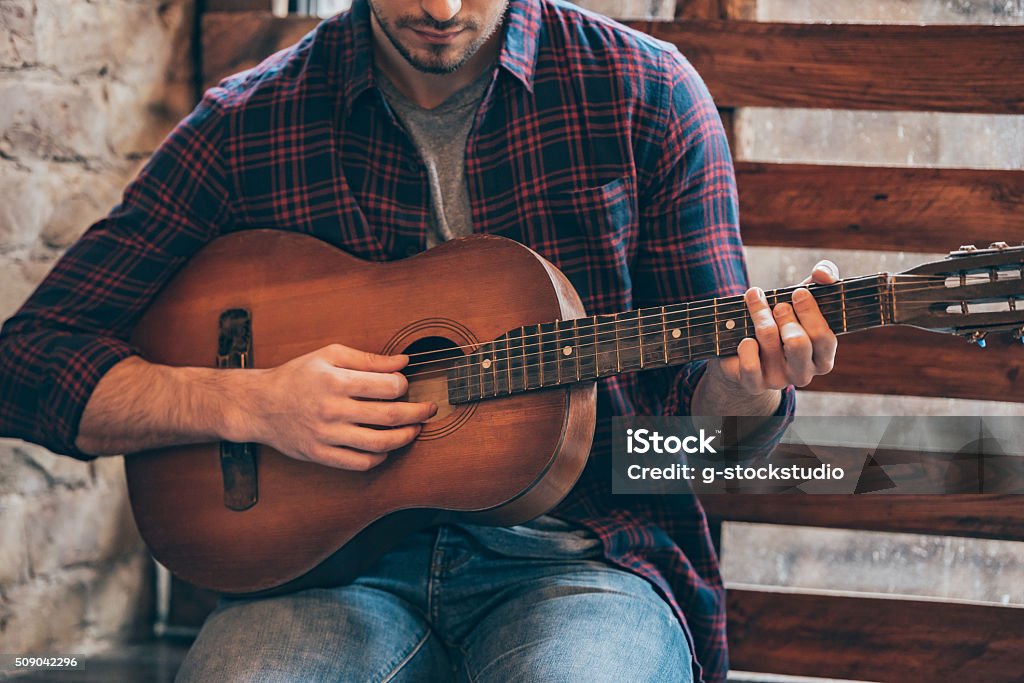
[126, 232, 1024, 594]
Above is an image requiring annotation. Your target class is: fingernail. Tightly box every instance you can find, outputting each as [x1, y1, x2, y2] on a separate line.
[755, 287, 766, 302]
[793, 288, 811, 303]
[430, 403, 439, 415]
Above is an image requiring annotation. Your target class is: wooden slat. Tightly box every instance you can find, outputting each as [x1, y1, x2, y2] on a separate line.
[203, 15, 1024, 113]
[633, 20, 1024, 114]
[673, 0, 723, 20]
[202, 12, 319, 88]
[805, 326, 1024, 403]
[736, 162, 1024, 253]
[701, 494, 1024, 541]
[727, 588, 1024, 681]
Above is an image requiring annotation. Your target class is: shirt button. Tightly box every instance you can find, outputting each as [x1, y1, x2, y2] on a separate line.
[406, 161, 419, 172]
[405, 245, 419, 256]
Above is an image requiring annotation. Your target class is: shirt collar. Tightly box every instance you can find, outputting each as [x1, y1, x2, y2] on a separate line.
[332, 0, 540, 108]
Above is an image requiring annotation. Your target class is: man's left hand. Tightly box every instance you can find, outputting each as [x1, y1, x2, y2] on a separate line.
[714, 260, 840, 395]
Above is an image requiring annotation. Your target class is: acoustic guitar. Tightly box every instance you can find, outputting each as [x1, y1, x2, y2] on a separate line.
[125, 231, 1024, 594]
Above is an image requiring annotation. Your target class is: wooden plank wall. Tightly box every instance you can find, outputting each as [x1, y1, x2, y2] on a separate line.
[659, 2, 1024, 681]
[192, 3, 1024, 680]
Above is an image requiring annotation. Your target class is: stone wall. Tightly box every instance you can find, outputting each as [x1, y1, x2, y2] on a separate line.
[0, 0, 193, 656]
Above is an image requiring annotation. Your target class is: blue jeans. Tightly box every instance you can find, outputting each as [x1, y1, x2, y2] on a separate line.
[176, 523, 693, 682]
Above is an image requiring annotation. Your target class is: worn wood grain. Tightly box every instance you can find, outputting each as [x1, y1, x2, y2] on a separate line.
[673, 0, 723, 20]
[804, 326, 1024, 403]
[635, 20, 1024, 114]
[727, 588, 1024, 681]
[735, 162, 1024, 253]
[701, 494, 1024, 542]
[202, 12, 318, 88]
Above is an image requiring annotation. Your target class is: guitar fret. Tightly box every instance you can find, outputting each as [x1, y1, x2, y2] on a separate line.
[684, 301, 692, 361]
[637, 312, 645, 368]
[614, 314, 621, 373]
[580, 316, 599, 379]
[661, 307, 669, 365]
[491, 336, 508, 396]
[840, 280, 848, 332]
[572, 318, 581, 381]
[480, 343, 493, 399]
[467, 350, 478, 402]
[507, 329, 522, 394]
[713, 297, 720, 356]
[537, 324, 544, 387]
[451, 355, 469, 404]
[520, 326, 528, 391]
[507, 333, 516, 393]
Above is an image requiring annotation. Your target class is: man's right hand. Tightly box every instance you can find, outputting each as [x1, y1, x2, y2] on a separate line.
[234, 344, 437, 471]
[76, 343, 436, 471]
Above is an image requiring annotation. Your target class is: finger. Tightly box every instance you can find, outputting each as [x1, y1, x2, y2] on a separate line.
[308, 446, 388, 472]
[745, 287, 786, 388]
[735, 337, 766, 394]
[320, 343, 409, 373]
[791, 288, 837, 374]
[772, 302, 815, 387]
[334, 368, 409, 400]
[344, 398, 438, 427]
[337, 423, 422, 454]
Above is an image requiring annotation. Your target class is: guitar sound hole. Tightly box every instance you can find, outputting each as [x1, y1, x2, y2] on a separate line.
[401, 336, 463, 423]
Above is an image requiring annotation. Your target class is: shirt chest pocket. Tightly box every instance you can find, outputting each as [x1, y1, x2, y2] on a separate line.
[541, 175, 637, 310]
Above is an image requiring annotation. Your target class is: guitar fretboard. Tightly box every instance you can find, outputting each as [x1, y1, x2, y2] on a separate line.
[447, 274, 890, 404]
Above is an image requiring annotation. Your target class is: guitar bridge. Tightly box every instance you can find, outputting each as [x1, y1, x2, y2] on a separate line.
[217, 309, 258, 511]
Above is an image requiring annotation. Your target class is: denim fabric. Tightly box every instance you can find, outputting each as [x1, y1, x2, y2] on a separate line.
[176, 521, 693, 682]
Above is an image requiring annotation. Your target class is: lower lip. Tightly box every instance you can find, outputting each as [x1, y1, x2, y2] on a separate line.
[412, 29, 463, 44]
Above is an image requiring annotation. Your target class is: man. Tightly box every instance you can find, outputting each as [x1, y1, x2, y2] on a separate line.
[0, 0, 838, 679]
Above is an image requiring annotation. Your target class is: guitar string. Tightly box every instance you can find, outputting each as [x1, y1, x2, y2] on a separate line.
[393, 303, 965, 390]
[390, 308, 933, 407]
[400, 292, 1023, 384]
[394, 279, 1023, 373]
[393, 274, 1022, 364]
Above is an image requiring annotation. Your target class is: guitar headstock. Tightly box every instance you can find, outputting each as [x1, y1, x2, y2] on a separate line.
[892, 242, 1024, 346]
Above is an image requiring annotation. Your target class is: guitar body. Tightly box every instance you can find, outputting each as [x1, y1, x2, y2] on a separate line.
[125, 231, 596, 594]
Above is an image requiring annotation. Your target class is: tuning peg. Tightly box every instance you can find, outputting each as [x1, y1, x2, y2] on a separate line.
[989, 241, 1010, 250]
[966, 331, 987, 347]
[959, 244, 978, 252]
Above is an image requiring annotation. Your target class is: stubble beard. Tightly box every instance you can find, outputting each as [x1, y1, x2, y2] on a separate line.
[368, 0, 508, 74]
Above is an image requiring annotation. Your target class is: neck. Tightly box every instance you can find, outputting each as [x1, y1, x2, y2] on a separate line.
[448, 274, 892, 403]
[370, 14, 502, 109]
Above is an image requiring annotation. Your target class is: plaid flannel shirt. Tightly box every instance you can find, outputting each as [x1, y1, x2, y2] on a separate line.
[0, 0, 795, 679]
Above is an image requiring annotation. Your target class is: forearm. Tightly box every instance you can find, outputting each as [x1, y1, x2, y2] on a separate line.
[75, 356, 259, 456]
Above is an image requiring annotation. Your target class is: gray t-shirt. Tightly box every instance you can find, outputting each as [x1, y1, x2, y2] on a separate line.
[375, 64, 490, 248]
[375, 65, 602, 559]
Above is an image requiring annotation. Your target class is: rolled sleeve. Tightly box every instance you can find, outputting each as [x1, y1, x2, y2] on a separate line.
[0, 89, 235, 458]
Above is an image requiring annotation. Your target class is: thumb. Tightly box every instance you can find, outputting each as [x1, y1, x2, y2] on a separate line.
[799, 259, 840, 285]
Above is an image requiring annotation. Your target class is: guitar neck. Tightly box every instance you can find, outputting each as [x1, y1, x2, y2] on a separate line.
[448, 274, 892, 404]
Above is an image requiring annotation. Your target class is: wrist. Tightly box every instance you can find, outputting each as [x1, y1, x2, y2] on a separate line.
[216, 368, 271, 445]
[697, 359, 783, 416]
